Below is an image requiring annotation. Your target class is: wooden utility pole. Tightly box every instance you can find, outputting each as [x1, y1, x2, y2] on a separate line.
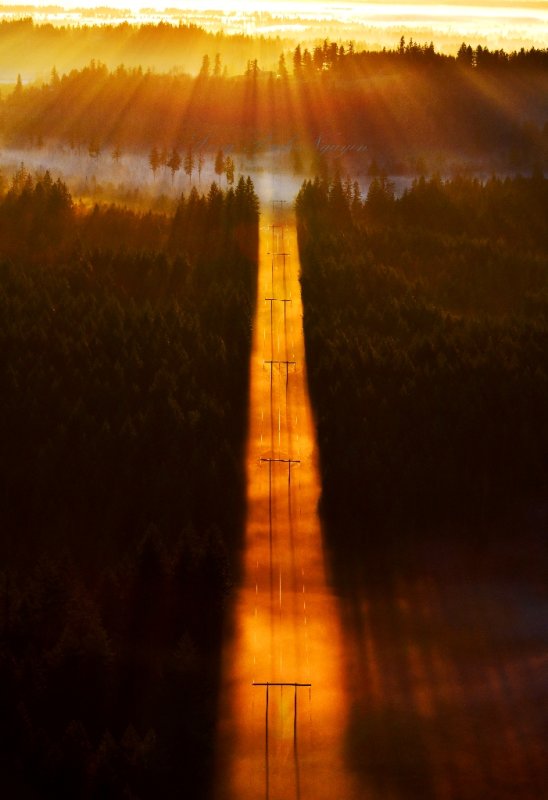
[259, 456, 301, 564]
[268, 251, 290, 284]
[269, 222, 284, 253]
[265, 295, 292, 335]
[266, 249, 290, 291]
[264, 359, 296, 390]
[260, 457, 301, 488]
[253, 681, 312, 743]
[265, 296, 276, 347]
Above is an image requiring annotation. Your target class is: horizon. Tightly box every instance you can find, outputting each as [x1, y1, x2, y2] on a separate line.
[1, 1, 547, 52]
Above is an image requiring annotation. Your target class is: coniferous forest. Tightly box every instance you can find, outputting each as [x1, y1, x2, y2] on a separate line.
[1, 9, 547, 799]
[296, 173, 548, 798]
[0, 39, 547, 173]
[297, 173, 548, 567]
[0, 168, 259, 797]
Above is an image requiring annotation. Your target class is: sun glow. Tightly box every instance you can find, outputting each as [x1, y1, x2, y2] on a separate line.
[4, 0, 548, 49]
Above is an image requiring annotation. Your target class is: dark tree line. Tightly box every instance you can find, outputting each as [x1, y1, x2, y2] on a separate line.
[292, 37, 548, 76]
[296, 173, 548, 566]
[0, 170, 259, 797]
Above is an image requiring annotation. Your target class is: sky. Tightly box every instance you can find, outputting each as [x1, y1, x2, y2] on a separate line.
[3, 1, 547, 50]
[12, 0, 548, 11]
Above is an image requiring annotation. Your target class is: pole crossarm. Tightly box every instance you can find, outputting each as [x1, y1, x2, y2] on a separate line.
[264, 297, 291, 303]
[253, 682, 311, 687]
[260, 458, 301, 465]
[264, 360, 297, 386]
[264, 296, 292, 338]
[255, 681, 311, 745]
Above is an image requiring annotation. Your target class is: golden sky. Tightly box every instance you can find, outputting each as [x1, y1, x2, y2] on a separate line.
[6, 1, 548, 51]
[18, 0, 548, 10]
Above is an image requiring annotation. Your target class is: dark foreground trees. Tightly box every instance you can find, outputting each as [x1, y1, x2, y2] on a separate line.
[0, 171, 259, 797]
[297, 173, 548, 800]
[297, 173, 548, 562]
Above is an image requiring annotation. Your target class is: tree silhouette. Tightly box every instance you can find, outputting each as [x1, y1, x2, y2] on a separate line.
[149, 146, 161, 180]
[293, 45, 302, 76]
[167, 148, 182, 184]
[214, 149, 225, 182]
[197, 151, 205, 183]
[224, 155, 235, 186]
[213, 53, 222, 77]
[278, 53, 288, 79]
[183, 146, 195, 184]
[199, 53, 210, 78]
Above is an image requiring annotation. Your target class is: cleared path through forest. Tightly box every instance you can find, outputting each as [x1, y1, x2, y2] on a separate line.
[215, 198, 358, 800]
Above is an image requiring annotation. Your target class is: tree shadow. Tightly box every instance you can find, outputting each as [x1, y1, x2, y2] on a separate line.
[346, 703, 436, 800]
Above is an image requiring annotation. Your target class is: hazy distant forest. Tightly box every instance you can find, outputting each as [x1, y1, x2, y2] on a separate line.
[0, 17, 288, 78]
[1, 15, 547, 799]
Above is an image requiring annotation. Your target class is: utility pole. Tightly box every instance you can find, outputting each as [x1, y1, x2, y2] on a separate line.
[265, 295, 291, 336]
[267, 251, 290, 285]
[259, 456, 301, 563]
[265, 297, 275, 347]
[253, 681, 312, 744]
[264, 359, 296, 390]
[269, 223, 284, 253]
[279, 252, 290, 285]
[260, 457, 301, 489]
[266, 250, 290, 292]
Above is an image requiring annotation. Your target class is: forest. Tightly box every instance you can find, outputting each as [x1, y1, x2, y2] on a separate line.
[0, 168, 259, 797]
[1, 38, 547, 173]
[0, 17, 287, 79]
[296, 173, 548, 570]
[0, 13, 546, 797]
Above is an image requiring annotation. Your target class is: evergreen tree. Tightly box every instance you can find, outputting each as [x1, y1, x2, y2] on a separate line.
[278, 53, 288, 79]
[167, 148, 182, 184]
[213, 53, 222, 77]
[224, 156, 235, 186]
[197, 151, 205, 183]
[199, 53, 210, 78]
[214, 149, 225, 181]
[149, 146, 161, 180]
[183, 145, 195, 184]
[293, 44, 302, 75]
